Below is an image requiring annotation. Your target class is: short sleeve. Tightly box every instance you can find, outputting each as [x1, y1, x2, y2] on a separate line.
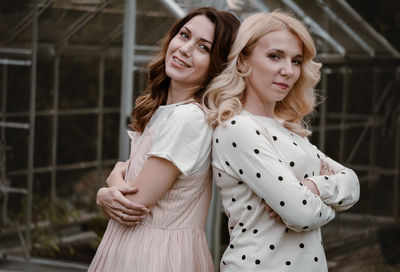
[306, 146, 360, 212]
[213, 115, 335, 232]
[147, 104, 212, 176]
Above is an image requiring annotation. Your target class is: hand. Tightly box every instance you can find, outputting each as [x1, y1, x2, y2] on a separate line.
[301, 179, 320, 196]
[106, 161, 129, 187]
[320, 159, 335, 176]
[264, 203, 282, 223]
[97, 186, 149, 226]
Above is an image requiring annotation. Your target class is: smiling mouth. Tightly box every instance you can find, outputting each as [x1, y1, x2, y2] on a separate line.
[173, 57, 190, 68]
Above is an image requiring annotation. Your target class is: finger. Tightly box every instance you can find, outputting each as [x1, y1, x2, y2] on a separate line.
[110, 215, 138, 227]
[264, 204, 272, 212]
[269, 211, 278, 219]
[110, 210, 144, 225]
[117, 186, 139, 194]
[118, 214, 147, 223]
[117, 198, 149, 213]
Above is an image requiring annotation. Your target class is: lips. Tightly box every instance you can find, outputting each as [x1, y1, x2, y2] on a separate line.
[274, 82, 289, 89]
[172, 56, 191, 68]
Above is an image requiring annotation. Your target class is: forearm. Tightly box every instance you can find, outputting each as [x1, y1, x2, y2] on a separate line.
[122, 156, 180, 209]
[308, 150, 360, 211]
[106, 161, 130, 187]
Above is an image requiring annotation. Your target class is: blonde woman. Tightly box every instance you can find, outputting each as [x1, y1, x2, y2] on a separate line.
[204, 11, 360, 271]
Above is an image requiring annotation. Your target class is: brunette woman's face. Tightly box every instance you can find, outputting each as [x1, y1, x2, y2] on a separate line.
[243, 29, 303, 108]
[165, 15, 215, 90]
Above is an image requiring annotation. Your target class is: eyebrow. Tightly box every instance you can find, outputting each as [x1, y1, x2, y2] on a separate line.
[182, 26, 213, 45]
[267, 48, 303, 58]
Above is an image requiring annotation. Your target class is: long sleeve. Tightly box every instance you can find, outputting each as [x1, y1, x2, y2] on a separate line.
[213, 115, 336, 232]
[306, 146, 360, 212]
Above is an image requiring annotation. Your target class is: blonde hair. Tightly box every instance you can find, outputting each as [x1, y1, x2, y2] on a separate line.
[203, 10, 322, 137]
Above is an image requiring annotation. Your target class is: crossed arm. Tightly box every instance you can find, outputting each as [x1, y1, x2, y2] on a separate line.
[97, 157, 181, 226]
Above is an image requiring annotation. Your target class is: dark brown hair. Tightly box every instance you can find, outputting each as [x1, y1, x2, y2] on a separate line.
[131, 7, 240, 133]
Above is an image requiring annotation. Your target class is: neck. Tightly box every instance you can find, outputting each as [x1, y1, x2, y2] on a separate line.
[243, 96, 276, 118]
[166, 81, 198, 105]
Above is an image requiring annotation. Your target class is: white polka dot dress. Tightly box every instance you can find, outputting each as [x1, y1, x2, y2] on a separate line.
[212, 110, 360, 271]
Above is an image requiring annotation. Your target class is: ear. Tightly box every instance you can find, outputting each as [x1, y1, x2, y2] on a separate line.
[236, 53, 248, 73]
[236, 53, 251, 77]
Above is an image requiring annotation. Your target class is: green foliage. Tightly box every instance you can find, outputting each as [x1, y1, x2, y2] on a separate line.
[29, 196, 80, 257]
[86, 214, 108, 249]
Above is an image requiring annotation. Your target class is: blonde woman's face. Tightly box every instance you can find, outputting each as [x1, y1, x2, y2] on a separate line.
[165, 15, 215, 91]
[243, 29, 303, 109]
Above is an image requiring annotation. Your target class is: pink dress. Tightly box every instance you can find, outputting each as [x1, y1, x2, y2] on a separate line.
[89, 101, 214, 272]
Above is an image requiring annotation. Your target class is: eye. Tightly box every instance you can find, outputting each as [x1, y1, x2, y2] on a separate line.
[268, 53, 280, 60]
[179, 31, 189, 40]
[292, 58, 303, 65]
[199, 44, 210, 53]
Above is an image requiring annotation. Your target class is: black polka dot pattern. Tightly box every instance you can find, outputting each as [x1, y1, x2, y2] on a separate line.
[269, 244, 275, 250]
[211, 114, 346, 270]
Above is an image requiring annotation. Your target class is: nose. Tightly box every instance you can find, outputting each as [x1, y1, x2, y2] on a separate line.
[280, 60, 294, 76]
[179, 41, 194, 57]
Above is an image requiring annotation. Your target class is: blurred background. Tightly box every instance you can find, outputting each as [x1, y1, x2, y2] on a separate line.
[0, 0, 399, 271]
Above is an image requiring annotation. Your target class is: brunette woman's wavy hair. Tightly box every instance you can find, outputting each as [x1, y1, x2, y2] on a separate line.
[130, 7, 240, 133]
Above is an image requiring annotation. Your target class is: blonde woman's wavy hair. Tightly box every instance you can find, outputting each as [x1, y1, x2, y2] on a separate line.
[203, 10, 322, 137]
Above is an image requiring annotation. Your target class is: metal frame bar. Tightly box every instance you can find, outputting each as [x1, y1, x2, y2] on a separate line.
[0, 59, 31, 66]
[57, 1, 109, 50]
[97, 56, 105, 188]
[316, 0, 374, 57]
[318, 68, 329, 151]
[5, 0, 53, 44]
[26, 0, 39, 259]
[281, 0, 346, 56]
[159, 0, 186, 18]
[339, 67, 349, 162]
[51, 55, 60, 202]
[336, 0, 400, 57]
[253, 0, 271, 13]
[119, 0, 136, 160]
